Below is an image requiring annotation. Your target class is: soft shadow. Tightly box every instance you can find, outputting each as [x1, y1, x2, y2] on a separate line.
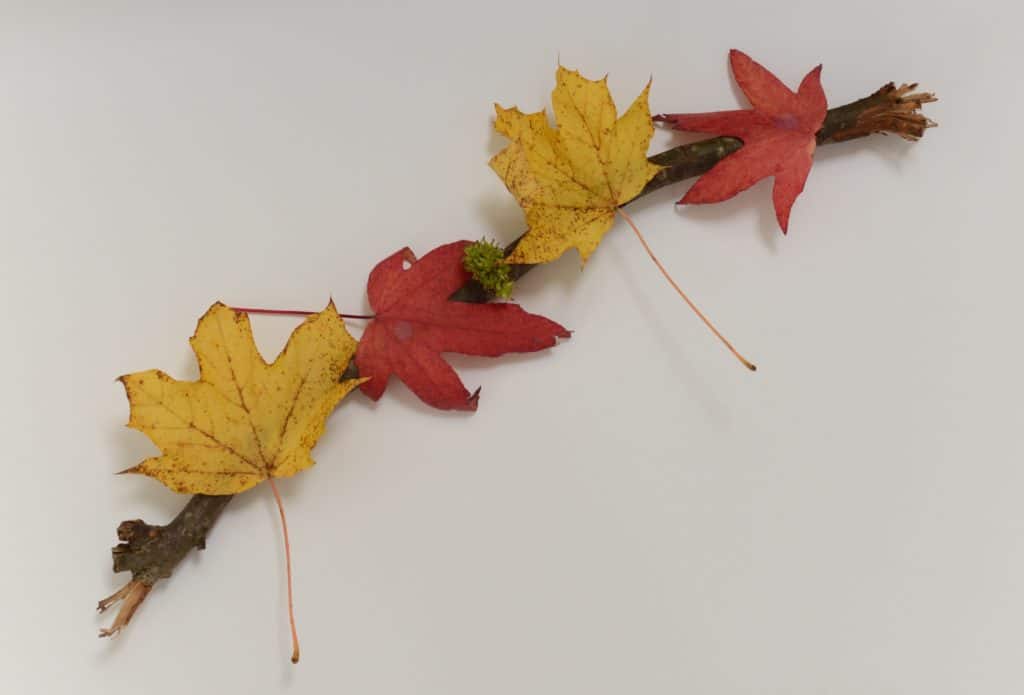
[816, 135, 918, 173]
[345, 376, 479, 419]
[173, 350, 200, 381]
[670, 179, 781, 254]
[601, 240, 733, 426]
[107, 431, 183, 522]
[628, 176, 682, 214]
[474, 190, 586, 306]
[652, 122, 715, 147]
[484, 126, 507, 159]
[512, 250, 583, 306]
[107, 423, 159, 474]
[445, 348, 565, 372]
[475, 191, 528, 243]
[727, 64, 746, 106]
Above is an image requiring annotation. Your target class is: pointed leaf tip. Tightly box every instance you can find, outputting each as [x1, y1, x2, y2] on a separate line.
[491, 67, 661, 264]
[355, 243, 569, 411]
[662, 50, 827, 233]
[119, 302, 361, 495]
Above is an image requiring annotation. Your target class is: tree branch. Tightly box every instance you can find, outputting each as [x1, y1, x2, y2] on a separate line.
[100, 80, 935, 637]
[450, 81, 935, 302]
[99, 495, 231, 636]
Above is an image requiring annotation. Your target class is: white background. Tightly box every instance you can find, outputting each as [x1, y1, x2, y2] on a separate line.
[2, 1, 1021, 693]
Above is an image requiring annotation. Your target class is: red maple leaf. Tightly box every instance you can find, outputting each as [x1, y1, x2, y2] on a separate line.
[355, 241, 571, 411]
[654, 49, 827, 232]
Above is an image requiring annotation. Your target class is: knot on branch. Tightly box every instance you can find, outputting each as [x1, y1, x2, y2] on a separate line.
[116, 518, 161, 543]
[111, 518, 179, 579]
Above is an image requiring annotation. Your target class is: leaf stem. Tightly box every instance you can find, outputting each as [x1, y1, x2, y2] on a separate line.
[617, 208, 757, 372]
[232, 306, 375, 320]
[268, 478, 301, 664]
[105, 82, 935, 644]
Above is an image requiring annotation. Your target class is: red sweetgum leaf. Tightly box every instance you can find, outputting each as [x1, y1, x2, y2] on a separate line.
[655, 49, 827, 233]
[355, 241, 570, 411]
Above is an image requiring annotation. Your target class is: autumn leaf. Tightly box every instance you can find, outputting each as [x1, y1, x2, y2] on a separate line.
[490, 66, 662, 264]
[655, 49, 827, 232]
[120, 302, 365, 495]
[355, 241, 570, 410]
[491, 66, 754, 371]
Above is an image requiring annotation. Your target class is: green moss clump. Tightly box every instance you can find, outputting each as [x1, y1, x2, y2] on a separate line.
[463, 239, 513, 299]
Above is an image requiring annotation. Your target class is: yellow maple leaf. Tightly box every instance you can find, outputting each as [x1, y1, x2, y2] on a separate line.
[490, 66, 662, 265]
[119, 301, 366, 495]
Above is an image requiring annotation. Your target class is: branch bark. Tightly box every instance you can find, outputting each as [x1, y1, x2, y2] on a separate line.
[99, 494, 231, 635]
[100, 81, 935, 637]
[451, 81, 936, 302]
